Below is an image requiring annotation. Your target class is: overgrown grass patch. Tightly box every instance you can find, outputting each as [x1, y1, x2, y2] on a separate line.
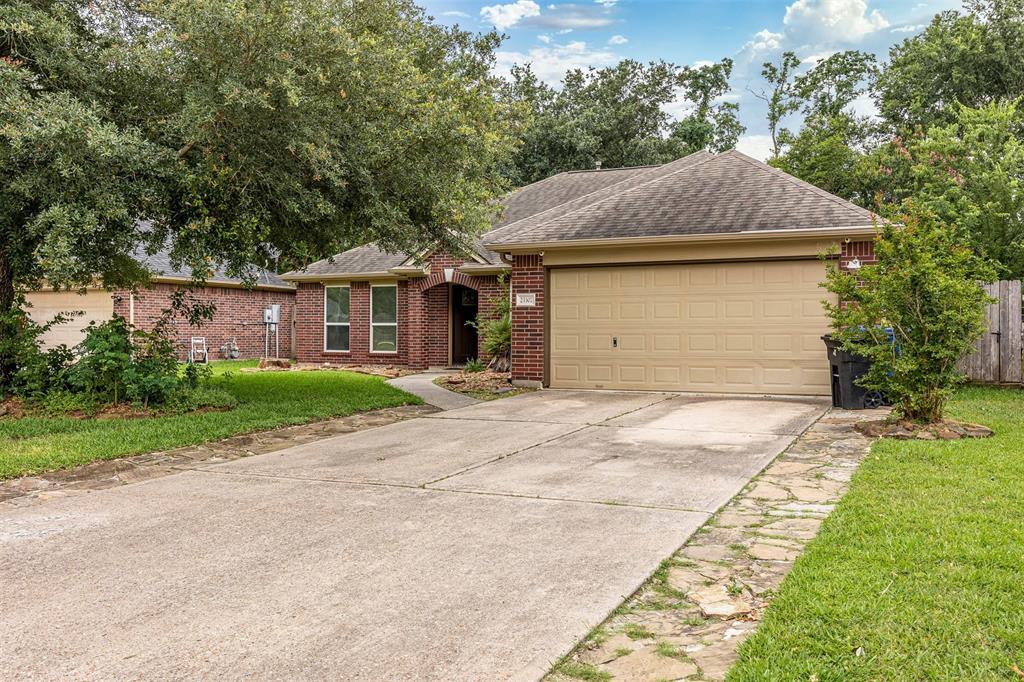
[729, 386, 1024, 681]
[0, 360, 419, 479]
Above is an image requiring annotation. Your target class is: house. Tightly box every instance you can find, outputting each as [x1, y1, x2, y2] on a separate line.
[284, 150, 878, 395]
[25, 245, 296, 360]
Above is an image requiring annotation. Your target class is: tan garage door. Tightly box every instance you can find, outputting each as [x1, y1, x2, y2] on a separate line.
[24, 289, 114, 349]
[549, 260, 832, 395]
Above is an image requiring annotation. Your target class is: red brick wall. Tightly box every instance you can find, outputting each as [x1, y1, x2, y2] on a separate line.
[294, 280, 410, 365]
[291, 251, 501, 369]
[112, 283, 295, 360]
[840, 240, 876, 272]
[509, 254, 544, 385]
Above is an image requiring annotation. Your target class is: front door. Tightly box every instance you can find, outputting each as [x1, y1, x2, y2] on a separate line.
[451, 285, 479, 365]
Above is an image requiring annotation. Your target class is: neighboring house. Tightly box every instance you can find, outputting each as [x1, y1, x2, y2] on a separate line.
[26, 246, 296, 360]
[285, 150, 878, 396]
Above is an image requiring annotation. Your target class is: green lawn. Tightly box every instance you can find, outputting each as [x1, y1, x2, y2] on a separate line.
[0, 360, 420, 479]
[730, 386, 1024, 681]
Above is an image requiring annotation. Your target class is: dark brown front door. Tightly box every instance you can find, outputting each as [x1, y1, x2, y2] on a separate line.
[451, 285, 479, 365]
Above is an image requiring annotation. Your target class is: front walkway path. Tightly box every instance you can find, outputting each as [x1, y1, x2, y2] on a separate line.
[548, 406, 887, 682]
[387, 370, 481, 410]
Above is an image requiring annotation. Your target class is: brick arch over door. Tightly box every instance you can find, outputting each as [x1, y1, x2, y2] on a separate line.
[406, 271, 502, 370]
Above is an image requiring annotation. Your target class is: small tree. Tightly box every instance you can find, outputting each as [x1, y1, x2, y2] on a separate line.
[822, 208, 997, 423]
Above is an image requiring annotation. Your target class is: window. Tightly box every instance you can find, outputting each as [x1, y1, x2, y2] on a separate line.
[324, 286, 350, 352]
[370, 285, 398, 353]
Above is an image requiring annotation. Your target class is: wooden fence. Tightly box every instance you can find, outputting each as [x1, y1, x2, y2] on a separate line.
[958, 280, 1022, 384]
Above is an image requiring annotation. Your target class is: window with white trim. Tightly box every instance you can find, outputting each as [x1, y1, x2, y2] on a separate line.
[370, 284, 398, 353]
[324, 286, 350, 352]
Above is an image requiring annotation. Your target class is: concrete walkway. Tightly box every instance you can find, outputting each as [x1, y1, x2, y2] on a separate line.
[387, 370, 480, 410]
[0, 390, 829, 681]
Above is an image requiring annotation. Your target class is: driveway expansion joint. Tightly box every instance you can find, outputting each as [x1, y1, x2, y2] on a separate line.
[546, 406, 887, 682]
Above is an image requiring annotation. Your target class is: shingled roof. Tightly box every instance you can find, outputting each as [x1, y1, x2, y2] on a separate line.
[281, 164, 653, 278]
[134, 244, 294, 290]
[483, 150, 877, 247]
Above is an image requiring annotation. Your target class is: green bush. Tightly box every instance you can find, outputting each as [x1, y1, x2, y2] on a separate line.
[0, 297, 77, 399]
[470, 274, 511, 366]
[822, 207, 997, 422]
[69, 316, 135, 403]
[464, 358, 485, 373]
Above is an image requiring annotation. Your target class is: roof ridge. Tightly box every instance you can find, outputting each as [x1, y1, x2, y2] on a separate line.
[563, 164, 661, 175]
[485, 150, 715, 246]
[484, 150, 711, 245]
[724, 150, 877, 220]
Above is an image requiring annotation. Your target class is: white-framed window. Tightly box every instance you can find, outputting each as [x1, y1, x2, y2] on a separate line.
[324, 285, 350, 352]
[370, 284, 398, 353]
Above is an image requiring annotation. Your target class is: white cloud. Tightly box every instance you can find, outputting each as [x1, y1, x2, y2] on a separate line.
[890, 23, 925, 34]
[743, 29, 785, 55]
[495, 40, 618, 84]
[538, 33, 552, 43]
[481, 0, 541, 30]
[783, 0, 889, 42]
[524, 3, 616, 29]
[441, 10, 470, 18]
[736, 134, 775, 161]
[692, 59, 716, 69]
[608, 34, 628, 45]
[594, 0, 618, 6]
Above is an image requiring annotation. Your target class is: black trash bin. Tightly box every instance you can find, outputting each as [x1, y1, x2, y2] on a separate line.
[822, 335, 878, 409]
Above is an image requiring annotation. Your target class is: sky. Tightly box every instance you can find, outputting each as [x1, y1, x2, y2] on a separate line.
[420, 0, 966, 160]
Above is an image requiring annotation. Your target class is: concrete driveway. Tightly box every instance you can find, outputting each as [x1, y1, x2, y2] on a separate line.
[0, 390, 827, 681]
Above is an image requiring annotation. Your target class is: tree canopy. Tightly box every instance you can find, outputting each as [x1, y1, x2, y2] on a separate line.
[502, 58, 743, 186]
[1, 0, 520, 315]
[763, 0, 1024, 277]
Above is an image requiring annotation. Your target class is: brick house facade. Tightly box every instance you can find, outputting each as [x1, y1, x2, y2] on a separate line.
[289, 251, 504, 370]
[112, 282, 296, 361]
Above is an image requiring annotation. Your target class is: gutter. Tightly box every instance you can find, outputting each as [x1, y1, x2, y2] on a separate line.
[281, 267, 429, 283]
[459, 263, 511, 275]
[150, 275, 296, 292]
[482, 224, 879, 252]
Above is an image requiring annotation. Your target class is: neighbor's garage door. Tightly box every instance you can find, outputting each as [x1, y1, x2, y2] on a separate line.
[24, 289, 114, 350]
[548, 260, 832, 395]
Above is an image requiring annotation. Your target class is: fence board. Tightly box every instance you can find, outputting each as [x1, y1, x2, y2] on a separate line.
[958, 280, 1023, 384]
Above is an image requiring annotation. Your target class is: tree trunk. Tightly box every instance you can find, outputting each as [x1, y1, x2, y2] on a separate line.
[0, 247, 15, 316]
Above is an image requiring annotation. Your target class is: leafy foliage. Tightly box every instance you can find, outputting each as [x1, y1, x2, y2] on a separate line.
[463, 358, 485, 373]
[877, 0, 1024, 129]
[470, 275, 512, 366]
[0, 296, 76, 398]
[2, 0, 519, 378]
[865, 100, 1024, 278]
[753, 51, 801, 158]
[822, 209, 997, 422]
[502, 58, 743, 185]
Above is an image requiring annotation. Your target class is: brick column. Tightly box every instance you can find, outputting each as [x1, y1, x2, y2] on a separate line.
[510, 254, 544, 386]
[406, 283, 429, 370]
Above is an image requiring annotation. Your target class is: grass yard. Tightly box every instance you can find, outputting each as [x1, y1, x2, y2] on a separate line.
[730, 386, 1024, 681]
[0, 360, 420, 479]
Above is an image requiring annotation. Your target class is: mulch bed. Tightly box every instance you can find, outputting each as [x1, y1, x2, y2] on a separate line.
[855, 418, 994, 440]
[435, 371, 532, 400]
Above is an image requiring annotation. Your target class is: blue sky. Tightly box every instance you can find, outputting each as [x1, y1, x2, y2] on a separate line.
[421, 0, 965, 159]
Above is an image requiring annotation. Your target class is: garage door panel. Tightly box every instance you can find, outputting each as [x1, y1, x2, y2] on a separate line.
[549, 260, 831, 395]
[25, 289, 114, 350]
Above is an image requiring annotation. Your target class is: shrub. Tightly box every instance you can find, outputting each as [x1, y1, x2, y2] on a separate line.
[69, 316, 135, 404]
[464, 358, 485, 373]
[822, 208, 998, 423]
[470, 274, 511, 369]
[0, 297, 76, 399]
